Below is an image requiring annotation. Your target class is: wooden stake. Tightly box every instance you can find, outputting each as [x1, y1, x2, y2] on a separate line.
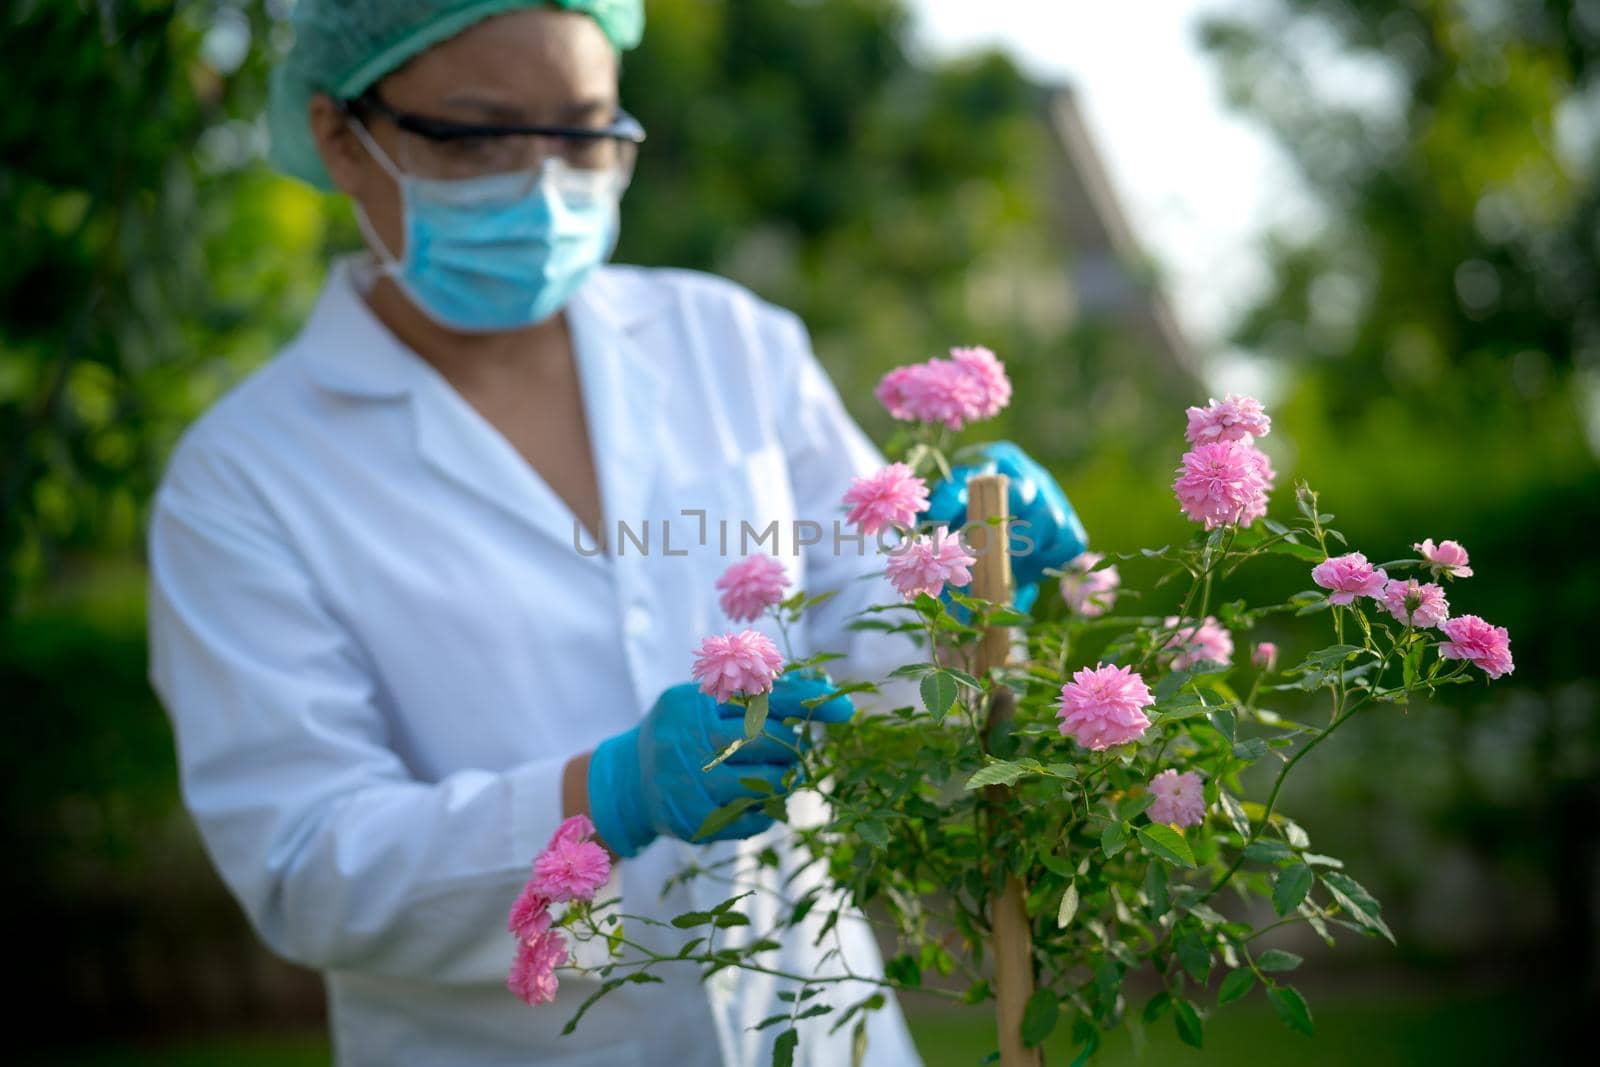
[966, 474, 1041, 1067]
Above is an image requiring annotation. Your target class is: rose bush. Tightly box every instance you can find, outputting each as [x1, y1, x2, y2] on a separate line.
[510, 349, 1512, 1064]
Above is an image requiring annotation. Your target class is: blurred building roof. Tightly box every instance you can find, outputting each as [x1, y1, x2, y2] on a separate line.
[1047, 85, 1198, 376]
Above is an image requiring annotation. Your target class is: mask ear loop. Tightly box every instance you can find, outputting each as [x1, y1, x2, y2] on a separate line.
[345, 117, 410, 277]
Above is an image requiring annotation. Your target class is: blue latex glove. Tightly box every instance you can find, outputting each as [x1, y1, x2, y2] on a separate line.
[588, 673, 853, 858]
[923, 441, 1089, 611]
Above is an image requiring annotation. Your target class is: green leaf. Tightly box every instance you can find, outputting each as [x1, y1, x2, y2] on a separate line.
[1257, 949, 1303, 973]
[1217, 968, 1256, 1005]
[744, 691, 770, 740]
[1173, 998, 1205, 1049]
[1038, 852, 1074, 877]
[851, 1019, 868, 1067]
[713, 911, 751, 928]
[1020, 988, 1060, 1048]
[888, 662, 937, 679]
[1273, 865, 1315, 916]
[1137, 823, 1197, 868]
[943, 666, 985, 691]
[1100, 821, 1131, 858]
[1141, 991, 1171, 1023]
[773, 1027, 799, 1067]
[1232, 737, 1269, 762]
[921, 670, 960, 720]
[1242, 839, 1294, 863]
[692, 796, 758, 841]
[1176, 929, 1211, 984]
[739, 775, 776, 795]
[1265, 538, 1325, 562]
[670, 910, 715, 928]
[884, 953, 921, 988]
[856, 819, 889, 849]
[1218, 791, 1251, 838]
[1268, 985, 1315, 1036]
[1057, 881, 1079, 928]
[1144, 860, 1170, 919]
[1321, 872, 1395, 943]
[964, 760, 1028, 790]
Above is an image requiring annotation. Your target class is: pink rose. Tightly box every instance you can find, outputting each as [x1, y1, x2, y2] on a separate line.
[532, 836, 611, 903]
[714, 555, 790, 623]
[1148, 769, 1206, 828]
[1438, 615, 1513, 679]
[843, 463, 930, 536]
[885, 525, 977, 600]
[873, 347, 1012, 429]
[1184, 394, 1272, 445]
[507, 930, 568, 1006]
[1379, 578, 1449, 629]
[1173, 440, 1274, 529]
[1057, 663, 1154, 751]
[948, 346, 1012, 421]
[1059, 551, 1120, 617]
[1414, 538, 1473, 579]
[1311, 552, 1389, 605]
[690, 630, 784, 704]
[1251, 642, 1278, 671]
[507, 885, 553, 941]
[1163, 615, 1234, 671]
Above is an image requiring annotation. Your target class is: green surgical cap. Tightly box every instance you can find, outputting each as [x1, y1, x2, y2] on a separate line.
[267, 0, 644, 190]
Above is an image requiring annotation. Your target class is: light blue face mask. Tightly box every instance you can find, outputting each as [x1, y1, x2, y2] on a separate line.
[350, 121, 622, 333]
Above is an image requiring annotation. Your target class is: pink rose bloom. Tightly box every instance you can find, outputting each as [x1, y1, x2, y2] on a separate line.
[507, 885, 553, 940]
[1379, 578, 1450, 629]
[843, 463, 930, 536]
[1252, 642, 1278, 671]
[948, 345, 1012, 420]
[1240, 445, 1276, 525]
[885, 525, 977, 600]
[1414, 538, 1473, 579]
[1147, 769, 1206, 828]
[874, 365, 922, 421]
[507, 930, 568, 1006]
[1439, 615, 1514, 678]
[691, 630, 784, 703]
[532, 837, 611, 903]
[1311, 552, 1389, 605]
[1059, 551, 1120, 617]
[1184, 394, 1272, 445]
[906, 358, 988, 430]
[1163, 615, 1234, 671]
[714, 555, 790, 623]
[1057, 663, 1154, 750]
[1173, 440, 1273, 529]
[547, 813, 596, 850]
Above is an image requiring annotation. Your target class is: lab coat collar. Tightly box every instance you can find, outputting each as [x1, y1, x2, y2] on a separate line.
[298, 255, 669, 556]
[295, 255, 667, 400]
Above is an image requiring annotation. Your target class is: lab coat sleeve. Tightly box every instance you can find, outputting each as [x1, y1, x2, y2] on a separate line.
[761, 307, 922, 705]
[146, 475, 564, 983]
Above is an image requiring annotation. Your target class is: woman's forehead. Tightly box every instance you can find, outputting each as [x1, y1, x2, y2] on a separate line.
[381, 8, 617, 119]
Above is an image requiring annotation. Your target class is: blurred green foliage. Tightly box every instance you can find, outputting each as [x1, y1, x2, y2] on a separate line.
[2, 0, 1596, 1045]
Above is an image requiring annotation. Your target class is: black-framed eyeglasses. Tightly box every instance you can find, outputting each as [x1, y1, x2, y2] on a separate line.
[340, 91, 645, 181]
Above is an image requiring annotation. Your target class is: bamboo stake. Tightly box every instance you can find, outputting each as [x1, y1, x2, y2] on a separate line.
[966, 474, 1041, 1067]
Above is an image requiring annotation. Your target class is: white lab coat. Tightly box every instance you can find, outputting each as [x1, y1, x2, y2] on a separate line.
[145, 253, 926, 1066]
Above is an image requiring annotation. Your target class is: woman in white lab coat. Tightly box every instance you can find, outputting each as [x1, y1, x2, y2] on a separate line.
[146, 3, 1086, 1064]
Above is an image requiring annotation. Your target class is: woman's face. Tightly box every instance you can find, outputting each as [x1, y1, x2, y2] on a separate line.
[311, 7, 619, 265]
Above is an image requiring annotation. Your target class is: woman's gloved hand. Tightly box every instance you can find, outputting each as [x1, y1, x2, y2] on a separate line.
[587, 673, 853, 858]
[923, 441, 1089, 611]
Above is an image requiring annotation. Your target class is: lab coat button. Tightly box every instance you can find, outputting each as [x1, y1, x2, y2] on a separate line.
[624, 605, 652, 637]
